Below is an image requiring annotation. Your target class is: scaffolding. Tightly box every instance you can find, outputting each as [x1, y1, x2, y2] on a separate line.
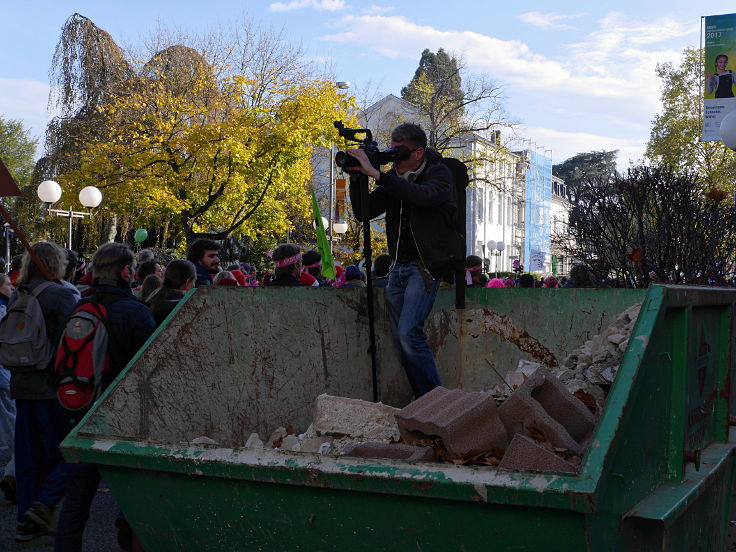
[524, 149, 552, 271]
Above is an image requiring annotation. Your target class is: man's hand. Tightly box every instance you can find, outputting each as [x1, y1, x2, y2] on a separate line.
[345, 148, 381, 180]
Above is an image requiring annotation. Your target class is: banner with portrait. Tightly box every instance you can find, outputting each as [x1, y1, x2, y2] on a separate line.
[702, 13, 736, 141]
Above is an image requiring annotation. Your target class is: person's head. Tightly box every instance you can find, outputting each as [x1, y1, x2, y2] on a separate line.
[301, 250, 322, 278]
[345, 265, 363, 282]
[0, 273, 12, 298]
[465, 255, 483, 282]
[230, 269, 247, 286]
[716, 54, 729, 72]
[91, 243, 135, 283]
[18, 241, 67, 286]
[519, 274, 535, 288]
[504, 278, 515, 288]
[137, 249, 155, 265]
[486, 278, 505, 288]
[373, 254, 391, 279]
[187, 239, 221, 274]
[10, 254, 24, 273]
[213, 271, 239, 286]
[162, 260, 196, 292]
[543, 276, 558, 288]
[136, 260, 161, 283]
[64, 249, 78, 282]
[141, 274, 162, 304]
[391, 122, 427, 174]
[272, 243, 301, 278]
[569, 264, 594, 288]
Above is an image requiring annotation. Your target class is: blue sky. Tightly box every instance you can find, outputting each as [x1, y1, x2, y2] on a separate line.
[1, 1, 734, 168]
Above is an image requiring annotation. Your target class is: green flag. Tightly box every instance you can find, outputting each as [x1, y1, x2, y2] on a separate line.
[551, 254, 558, 276]
[310, 190, 337, 280]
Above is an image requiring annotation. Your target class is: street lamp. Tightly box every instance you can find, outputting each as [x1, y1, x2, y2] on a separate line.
[37, 180, 102, 249]
[487, 240, 505, 276]
[333, 221, 348, 234]
[720, 110, 736, 150]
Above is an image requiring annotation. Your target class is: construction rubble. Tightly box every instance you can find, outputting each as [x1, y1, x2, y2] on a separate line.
[191, 303, 641, 474]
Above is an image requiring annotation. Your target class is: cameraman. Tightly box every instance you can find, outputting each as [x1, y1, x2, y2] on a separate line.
[346, 122, 462, 398]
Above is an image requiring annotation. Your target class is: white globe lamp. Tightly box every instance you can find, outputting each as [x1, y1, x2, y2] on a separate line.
[497, 240, 506, 251]
[487, 239, 497, 251]
[37, 180, 62, 203]
[78, 186, 102, 208]
[333, 221, 348, 234]
[720, 110, 736, 150]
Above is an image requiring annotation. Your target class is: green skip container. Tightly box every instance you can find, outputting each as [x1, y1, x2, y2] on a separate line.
[60, 284, 735, 551]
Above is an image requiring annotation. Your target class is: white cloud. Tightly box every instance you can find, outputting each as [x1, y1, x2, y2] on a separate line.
[517, 11, 585, 31]
[0, 78, 50, 144]
[269, 0, 344, 12]
[361, 5, 395, 15]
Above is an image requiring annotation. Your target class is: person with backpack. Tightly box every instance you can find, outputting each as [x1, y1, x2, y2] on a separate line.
[0, 241, 78, 541]
[346, 122, 463, 398]
[54, 242, 155, 552]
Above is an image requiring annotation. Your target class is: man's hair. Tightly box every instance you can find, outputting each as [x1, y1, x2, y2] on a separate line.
[187, 239, 220, 263]
[162, 260, 196, 290]
[272, 243, 301, 278]
[137, 249, 155, 265]
[464, 255, 483, 270]
[391, 122, 427, 149]
[92, 242, 134, 280]
[65, 249, 78, 281]
[11, 254, 23, 272]
[519, 273, 535, 288]
[373, 254, 391, 278]
[18, 241, 67, 285]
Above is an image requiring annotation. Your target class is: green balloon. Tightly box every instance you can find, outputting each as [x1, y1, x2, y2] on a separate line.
[134, 228, 148, 243]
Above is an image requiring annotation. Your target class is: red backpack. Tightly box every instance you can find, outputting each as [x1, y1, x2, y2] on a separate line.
[54, 294, 121, 412]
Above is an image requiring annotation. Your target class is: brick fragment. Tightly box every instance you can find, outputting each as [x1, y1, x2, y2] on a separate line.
[499, 434, 577, 473]
[396, 387, 508, 455]
[341, 442, 435, 462]
[498, 368, 595, 456]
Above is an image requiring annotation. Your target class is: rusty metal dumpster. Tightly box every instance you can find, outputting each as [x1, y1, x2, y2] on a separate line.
[59, 285, 736, 551]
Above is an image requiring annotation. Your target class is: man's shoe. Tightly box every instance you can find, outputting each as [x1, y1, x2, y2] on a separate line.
[15, 521, 45, 542]
[0, 474, 16, 503]
[23, 501, 56, 535]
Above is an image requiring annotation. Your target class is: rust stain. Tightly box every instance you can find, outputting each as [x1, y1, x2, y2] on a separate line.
[468, 308, 559, 368]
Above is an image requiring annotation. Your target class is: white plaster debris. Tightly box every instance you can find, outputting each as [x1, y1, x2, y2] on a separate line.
[267, 427, 288, 448]
[191, 436, 217, 445]
[281, 435, 301, 452]
[313, 394, 401, 442]
[245, 433, 264, 449]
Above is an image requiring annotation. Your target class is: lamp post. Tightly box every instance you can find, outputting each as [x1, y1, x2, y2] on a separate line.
[328, 81, 351, 254]
[720, 110, 736, 150]
[37, 180, 102, 249]
[487, 239, 505, 277]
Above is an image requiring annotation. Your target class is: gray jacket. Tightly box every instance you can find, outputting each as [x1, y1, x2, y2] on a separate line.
[10, 276, 78, 400]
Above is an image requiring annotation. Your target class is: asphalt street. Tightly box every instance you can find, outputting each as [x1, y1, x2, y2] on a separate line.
[0, 447, 121, 552]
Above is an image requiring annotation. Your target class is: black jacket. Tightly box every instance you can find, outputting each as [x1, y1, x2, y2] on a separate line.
[349, 148, 463, 278]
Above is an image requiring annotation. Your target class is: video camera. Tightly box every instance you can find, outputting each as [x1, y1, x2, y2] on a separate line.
[333, 121, 410, 170]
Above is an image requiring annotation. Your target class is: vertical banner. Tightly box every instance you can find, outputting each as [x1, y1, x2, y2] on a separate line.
[702, 13, 736, 141]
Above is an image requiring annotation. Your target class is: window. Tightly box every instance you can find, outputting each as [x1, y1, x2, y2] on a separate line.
[488, 193, 494, 224]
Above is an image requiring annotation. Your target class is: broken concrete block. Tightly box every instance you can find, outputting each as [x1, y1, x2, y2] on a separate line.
[607, 333, 627, 346]
[245, 433, 264, 449]
[498, 434, 577, 473]
[267, 427, 288, 448]
[191, 436, 217, 446]
[498, 368, 595, 456]
[341, 442, 435, 462]
[280, 435, 301, 452]
[516, 359, 546, 376]
[505, 371, 526, 389]
[313, 394, 401, 441]
[301, 437, 333, 454]
[396, 387, 508, 455]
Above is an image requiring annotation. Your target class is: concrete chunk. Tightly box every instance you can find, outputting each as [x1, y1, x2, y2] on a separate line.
[396, 387, 508, 455]
[313, 394, 401, 441]
[245, 433, 264, 449]
[498, 368, 595, 456]
[499, 434, 577, 473]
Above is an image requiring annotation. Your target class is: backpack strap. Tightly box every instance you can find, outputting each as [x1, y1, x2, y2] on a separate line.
[30, 280, 57, 298]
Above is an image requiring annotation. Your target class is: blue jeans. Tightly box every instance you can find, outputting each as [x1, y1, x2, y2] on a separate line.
[14, 399, 70, 522]
[54, 462, 101, 552]
[386, 262, 442, 397]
